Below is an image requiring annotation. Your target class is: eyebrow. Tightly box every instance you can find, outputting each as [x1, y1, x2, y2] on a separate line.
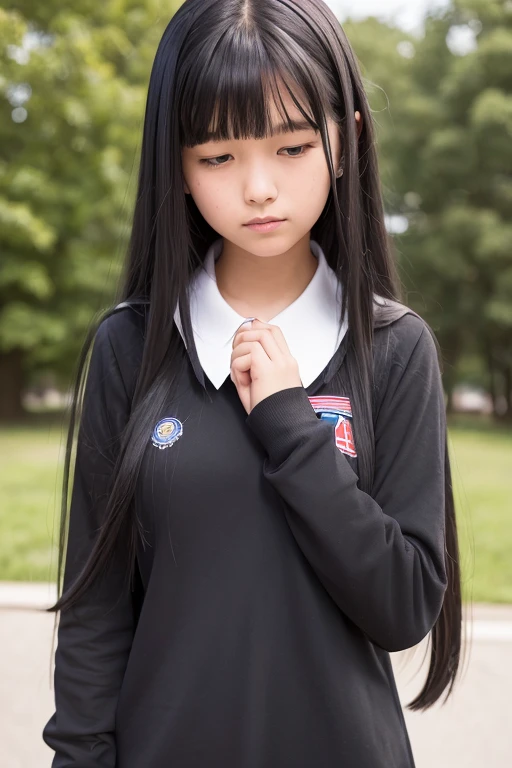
[203, 118, 319, 142]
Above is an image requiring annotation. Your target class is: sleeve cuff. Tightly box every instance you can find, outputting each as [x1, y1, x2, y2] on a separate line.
[245, 386, 320, 466]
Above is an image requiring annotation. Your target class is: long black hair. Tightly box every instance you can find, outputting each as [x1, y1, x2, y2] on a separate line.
[47, 0, 464, 711]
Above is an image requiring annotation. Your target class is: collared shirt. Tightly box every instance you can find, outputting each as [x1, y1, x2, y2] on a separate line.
[173, 237, 348, 389]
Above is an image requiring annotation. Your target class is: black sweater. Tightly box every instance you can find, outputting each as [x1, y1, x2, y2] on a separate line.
[43, 304, 448, 767]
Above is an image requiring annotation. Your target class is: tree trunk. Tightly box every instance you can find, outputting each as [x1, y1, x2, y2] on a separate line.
[0, 348, 25, 422]
[445, 380, 454, 414]
[438, 330, 462, 415]
[486, 348, 498, 416]
[504, 365, 512, 422]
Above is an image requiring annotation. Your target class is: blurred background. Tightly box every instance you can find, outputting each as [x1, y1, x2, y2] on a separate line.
[0, 1, 511, 766]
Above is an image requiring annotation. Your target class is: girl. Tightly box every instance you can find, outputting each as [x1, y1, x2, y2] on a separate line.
[43, 1, 464, 766]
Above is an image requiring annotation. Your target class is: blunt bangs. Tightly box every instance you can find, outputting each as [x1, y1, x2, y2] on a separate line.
[177, 19, 338, 149]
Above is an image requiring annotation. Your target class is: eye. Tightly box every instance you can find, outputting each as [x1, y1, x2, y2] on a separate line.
[279, 144, 312, 158]
[199, 154, 231, 169]
[199, 144, 313, 169]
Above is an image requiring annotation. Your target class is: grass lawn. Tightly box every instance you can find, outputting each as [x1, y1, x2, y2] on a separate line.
[0, 415, 66, 583]
[447, 415, 512, 603]
[0, 412, 511, 603]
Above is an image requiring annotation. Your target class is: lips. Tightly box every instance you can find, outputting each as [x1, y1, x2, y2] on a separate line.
[245, 217, 284, 225]
[244, 219, 285, 233]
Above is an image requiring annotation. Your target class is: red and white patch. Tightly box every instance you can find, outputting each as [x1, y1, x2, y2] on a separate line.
[308, 395, 357, 458]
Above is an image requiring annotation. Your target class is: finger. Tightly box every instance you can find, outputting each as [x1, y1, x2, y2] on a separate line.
[231, 351, 252, 388]
[231, 318, 257, 348]
[232, 331, 281, 361]
[231, 343, 268, 385]
[231, 349, 252, 372]
[250, 319, 289, 356]
[232, 366, 251, 388]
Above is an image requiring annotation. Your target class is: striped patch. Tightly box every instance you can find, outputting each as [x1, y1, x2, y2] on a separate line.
[308, 395, 357, 457]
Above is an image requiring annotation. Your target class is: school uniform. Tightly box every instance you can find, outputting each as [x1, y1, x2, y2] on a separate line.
[43, 238, 448, 767]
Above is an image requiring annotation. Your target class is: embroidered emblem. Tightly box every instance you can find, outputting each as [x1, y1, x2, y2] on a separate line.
[151, 417, 183, 450]
[308, 395, 357, 457]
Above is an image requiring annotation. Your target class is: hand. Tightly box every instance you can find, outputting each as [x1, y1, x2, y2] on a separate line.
[230, 318, 303, 415]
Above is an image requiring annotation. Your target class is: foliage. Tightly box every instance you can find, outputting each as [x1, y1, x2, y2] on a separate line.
[1, 1, 511, 417]
[346, 1, 512, 413]
[0, 2, 179, 390]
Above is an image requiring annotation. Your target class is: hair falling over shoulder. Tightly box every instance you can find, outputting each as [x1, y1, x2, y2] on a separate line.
[48, 0, 464, 711]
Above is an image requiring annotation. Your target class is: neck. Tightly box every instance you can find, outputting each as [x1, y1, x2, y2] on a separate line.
[214, 234, 318, 322]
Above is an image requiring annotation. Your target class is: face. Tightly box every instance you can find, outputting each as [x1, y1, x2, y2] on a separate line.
[181, 83, 344, 257]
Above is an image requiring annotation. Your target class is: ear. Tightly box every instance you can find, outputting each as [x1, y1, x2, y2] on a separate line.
[183, 178, 190, 195]
[355, 110, 363, 140]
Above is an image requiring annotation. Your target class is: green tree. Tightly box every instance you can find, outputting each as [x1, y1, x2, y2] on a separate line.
[0, 2, 178, 420]
[2, 2, 511, 421]
[372, 0, 511, 417]
[347, 1, 512, 418]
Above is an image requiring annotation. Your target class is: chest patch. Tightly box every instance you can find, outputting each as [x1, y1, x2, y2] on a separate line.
[151, 417, 183, 450]
[308, 395, 357, 458]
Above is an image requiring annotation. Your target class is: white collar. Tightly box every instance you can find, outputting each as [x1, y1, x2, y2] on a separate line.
[173, 238, 348, 389]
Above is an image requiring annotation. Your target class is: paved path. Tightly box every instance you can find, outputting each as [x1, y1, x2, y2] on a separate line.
[1, 583, 511, 767]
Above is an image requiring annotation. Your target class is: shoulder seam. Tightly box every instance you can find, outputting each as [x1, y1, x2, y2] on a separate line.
[391, 323, 428, 375]
[372, 317, 428, 420]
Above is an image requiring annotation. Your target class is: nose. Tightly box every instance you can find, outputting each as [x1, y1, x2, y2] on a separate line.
[243, 161, 278, 205]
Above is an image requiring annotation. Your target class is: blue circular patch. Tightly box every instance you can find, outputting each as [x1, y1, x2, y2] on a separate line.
[151, 417, 183, 450]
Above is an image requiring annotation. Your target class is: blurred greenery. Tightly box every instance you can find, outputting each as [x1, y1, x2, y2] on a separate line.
[0, 417, 511, 603]
[0, 1, 181, 418]
[344, 0, 512, 416]
[0, 420, 63, 582]
[0, 0, 511, 420]
[449, 419, 512, 603]
[0, 1, 510, 608]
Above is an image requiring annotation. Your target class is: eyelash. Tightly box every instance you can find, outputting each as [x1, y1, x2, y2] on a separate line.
[199, 144, 313, 169]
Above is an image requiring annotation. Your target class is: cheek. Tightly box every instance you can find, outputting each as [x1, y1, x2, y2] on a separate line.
[187, 174, 231, 227]
[183, 163, 212, 201]
[182, 157, 219, 207]
[293, 161, 332, 225]
[298, 157, 331, 202]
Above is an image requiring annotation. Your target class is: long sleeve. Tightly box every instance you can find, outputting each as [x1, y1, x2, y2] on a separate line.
[43, 318, 136, 766]
[245, 318, 448, 653]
